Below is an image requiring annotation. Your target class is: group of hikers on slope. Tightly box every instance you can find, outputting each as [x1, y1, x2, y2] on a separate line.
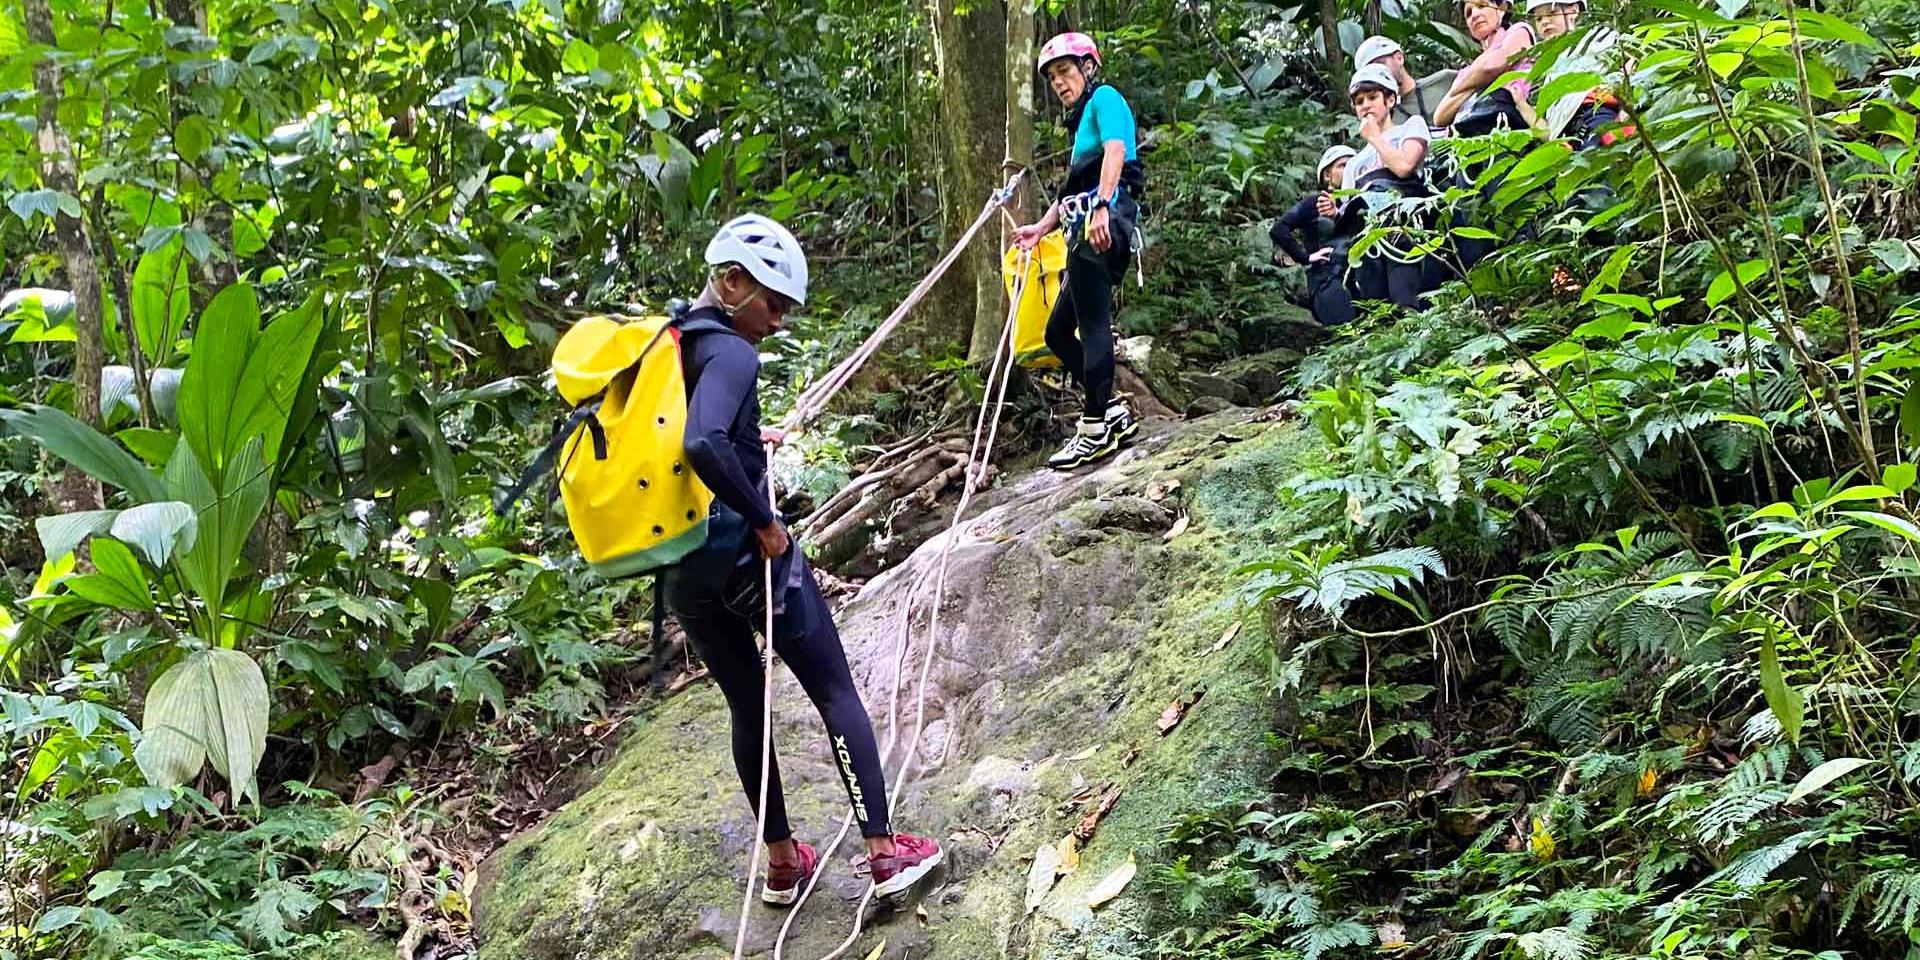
[1271, 0, 1631, 326]
[649, 9, 1631, 916]
[647, 29, 1149, 916]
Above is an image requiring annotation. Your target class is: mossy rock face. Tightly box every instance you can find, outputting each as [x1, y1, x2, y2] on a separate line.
[474, 409, 1313, 960]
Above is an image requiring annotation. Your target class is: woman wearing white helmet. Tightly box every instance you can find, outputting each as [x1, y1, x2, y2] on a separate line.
[665, 213, 945, 907]
[1271, 145, 1359, 327]
[1011, 31, 1147, 471]
[1338, 66, 1433, 310]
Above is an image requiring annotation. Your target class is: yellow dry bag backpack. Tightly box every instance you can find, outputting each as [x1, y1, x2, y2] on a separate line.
[1002, 232, 1067, 369]
[500, 307, 733, 579]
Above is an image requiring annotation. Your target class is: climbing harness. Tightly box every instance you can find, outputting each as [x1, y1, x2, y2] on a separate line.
[1058, 187, 1147, 289]
[726, 171, 1027, 960]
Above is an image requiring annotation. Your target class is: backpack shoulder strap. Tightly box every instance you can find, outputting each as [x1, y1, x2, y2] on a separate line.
[675, 316, 740, 339]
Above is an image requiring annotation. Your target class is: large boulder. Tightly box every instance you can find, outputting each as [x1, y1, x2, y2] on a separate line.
[474, 409, 1311, 959]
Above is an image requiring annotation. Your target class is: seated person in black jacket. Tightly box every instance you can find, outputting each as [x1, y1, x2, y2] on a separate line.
[1271, 145, 1358, 327]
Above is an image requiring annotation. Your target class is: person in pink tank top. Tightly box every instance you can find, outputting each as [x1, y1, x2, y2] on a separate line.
[1434, 0, 1537, 131]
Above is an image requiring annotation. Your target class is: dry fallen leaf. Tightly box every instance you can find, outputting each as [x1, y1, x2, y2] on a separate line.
[1157, 689, 1206, 736]
[1024, 843, 1062, 913]
[1529, 817, 1556, 860]
[1055, 834, 1080, 875]
[861, 940, 885, 960]
[1060, 783, 1098, 813]
[1146, 477, 1182, 502]
[1378, 921, 1409, 949]
[1068, 745, 1099, 762]
[1085, 857, 1137, 909]
[1161, 514, 1190, 541]
[917, 904, 930, 926]
[1074, 784, 1124, 841]
[1204, 621, 1242, 656]
[1120, 744, 1142, 768]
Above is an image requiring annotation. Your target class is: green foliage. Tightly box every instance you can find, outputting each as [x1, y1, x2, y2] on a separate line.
[1151, 4, 1920, 960]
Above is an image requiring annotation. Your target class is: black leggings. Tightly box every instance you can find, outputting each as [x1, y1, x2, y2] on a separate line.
[1353, 247, 1426, 309]
[1306, 259, 1356, 327]
[665, 538, 892, 842]
[1045, 204, 1136, 417]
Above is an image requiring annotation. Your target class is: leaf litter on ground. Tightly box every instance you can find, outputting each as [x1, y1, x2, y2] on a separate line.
[1157, 688, 1205, 735]
[1203, 621, 1240, 656]
[1085, 856, 1136, 909]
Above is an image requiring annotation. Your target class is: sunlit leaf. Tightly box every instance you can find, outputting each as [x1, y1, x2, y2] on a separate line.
[0, 405, 163, 500]
[1758, 626, 1804, 744]
[110, 501, 199, 567]
[134, 647, 270, 805]
[1785, 757, 1875, 805]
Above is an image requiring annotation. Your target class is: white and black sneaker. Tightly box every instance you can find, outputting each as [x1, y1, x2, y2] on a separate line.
[1106, 401, 1139, 445]
[1047, 418, 1120, 471]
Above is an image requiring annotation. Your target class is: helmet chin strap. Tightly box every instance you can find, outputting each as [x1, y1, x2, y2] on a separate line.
[710, 269, 765, 318]
[1070, 61, 1098, 108]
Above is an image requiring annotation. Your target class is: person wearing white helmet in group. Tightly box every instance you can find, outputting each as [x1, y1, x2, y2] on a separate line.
[1012, 31, 1146, 471]
[1271, 145, 1360, 327]
[1527, 0, 1633, 149]
[1353, 35, 1455, 128]
[665, 214, 945, 908]
[1336, 65, 1433, 309]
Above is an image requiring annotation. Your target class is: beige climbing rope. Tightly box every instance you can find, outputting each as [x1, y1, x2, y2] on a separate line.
[771, 235, 1035, 960]
[730, 172, 1028, 959]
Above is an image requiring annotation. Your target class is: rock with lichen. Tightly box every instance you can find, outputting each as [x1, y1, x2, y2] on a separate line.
[473, 409, 1313, 960]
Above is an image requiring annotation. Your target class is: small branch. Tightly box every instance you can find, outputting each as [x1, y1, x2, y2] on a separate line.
[1782, 0, 1878, 480]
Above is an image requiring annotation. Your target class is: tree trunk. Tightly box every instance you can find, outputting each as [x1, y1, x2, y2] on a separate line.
[931, 0, 1009, 363]
[23, 0, 104, 432]
[1320, 0, 1349, 104]
[971, 0, 1038, 364]
[162, 0, 239, 298]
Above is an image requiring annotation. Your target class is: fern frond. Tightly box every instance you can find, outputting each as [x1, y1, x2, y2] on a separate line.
[1286, 919, 1372, 960]
[1516, 926, 1593, 960]
[1706, 829, 1819, 889]
[1866, 869, 1920, 934]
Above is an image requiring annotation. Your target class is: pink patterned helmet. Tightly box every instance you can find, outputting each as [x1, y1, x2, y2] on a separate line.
[1038, 32, 1101, 74]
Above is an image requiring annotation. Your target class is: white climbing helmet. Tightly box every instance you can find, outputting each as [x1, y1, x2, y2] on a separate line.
[1353, 35, 1402, 69]
[704, 213, 810, 306]
[1348, 64, 1399, 96]
[1317, 145, 1358, 178]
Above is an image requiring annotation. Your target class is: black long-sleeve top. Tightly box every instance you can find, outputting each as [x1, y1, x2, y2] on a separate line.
[1270, 195, 1338, 266]
[677, 305, 777, 530]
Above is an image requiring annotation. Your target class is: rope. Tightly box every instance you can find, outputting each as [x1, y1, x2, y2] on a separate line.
[771, 245, 1033, 960]
[722, 173, 1027, 958]
[733, 449, 783, 960]
[781, 170, 1026, 434]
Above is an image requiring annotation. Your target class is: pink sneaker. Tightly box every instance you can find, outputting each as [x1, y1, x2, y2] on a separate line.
[762, 842, 818, 906]
[870, 833, 944, 897]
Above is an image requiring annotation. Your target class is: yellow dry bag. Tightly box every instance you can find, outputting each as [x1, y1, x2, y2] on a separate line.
[1002, 232, 1067, 369]
[505, 313, 723, 578]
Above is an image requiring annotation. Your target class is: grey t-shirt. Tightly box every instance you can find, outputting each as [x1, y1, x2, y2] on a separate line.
[1342, 116, 1433, 190]
[1392, 69, 1456, 127]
